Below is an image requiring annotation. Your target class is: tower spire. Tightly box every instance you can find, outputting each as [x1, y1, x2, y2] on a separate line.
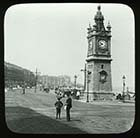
[94, 5, 105, 32]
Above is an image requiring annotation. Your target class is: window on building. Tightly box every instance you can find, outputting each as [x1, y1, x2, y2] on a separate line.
[101, 64, 104, 69]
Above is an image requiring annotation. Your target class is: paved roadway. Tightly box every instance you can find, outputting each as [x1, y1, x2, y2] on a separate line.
[5, 88, 135, 134]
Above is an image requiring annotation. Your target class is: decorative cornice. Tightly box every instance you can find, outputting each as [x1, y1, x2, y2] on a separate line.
[86, 56, 112, 62]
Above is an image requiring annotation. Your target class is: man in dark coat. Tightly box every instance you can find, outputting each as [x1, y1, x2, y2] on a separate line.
[65, 93, 72, 121]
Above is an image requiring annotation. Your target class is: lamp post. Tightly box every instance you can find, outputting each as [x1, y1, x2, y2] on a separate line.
[74, 75, 78, 89]
[34, 68, 37, 93]
[122, 75, 126, 102]
[81, 65, 91, 103]
[86, 71, 91, 103]
[80, 64, 87, 92]
[22, 70, 26, 94]
[34, 68, 41, 93]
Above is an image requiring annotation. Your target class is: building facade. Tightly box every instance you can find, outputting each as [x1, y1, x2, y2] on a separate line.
[5, 62, 36, 88]
[40, 75, 72, 89]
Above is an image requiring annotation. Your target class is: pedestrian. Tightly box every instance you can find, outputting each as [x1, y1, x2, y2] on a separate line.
[65, 93, 72, 121]
[54, 97, 63, 119]
[56, 90, 63, 100]
[22, 86, 25, 94]
[76, 90, 80, 100]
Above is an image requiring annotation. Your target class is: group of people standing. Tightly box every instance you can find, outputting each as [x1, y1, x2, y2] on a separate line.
[54, 93, 72, 122]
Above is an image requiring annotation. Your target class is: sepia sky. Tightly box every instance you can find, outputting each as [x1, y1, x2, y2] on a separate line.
[4, 3, 135, 90]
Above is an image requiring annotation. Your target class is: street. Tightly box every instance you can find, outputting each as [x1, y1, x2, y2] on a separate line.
[5, 89, 135, 134]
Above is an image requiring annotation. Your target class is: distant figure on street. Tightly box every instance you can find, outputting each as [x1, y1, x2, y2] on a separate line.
[44, 88, 49, 93]
[76, 90, 80, 100]
[65, 93, 72, 121]
[56, 90, 63, 100]
[54, 98, 63, 119]
[116, 93, 122, 100]
[55, 87, 59, 94]
[22, 86, 25, 94]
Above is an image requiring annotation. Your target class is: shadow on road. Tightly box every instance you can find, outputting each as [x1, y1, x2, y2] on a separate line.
[5, 106, 87, 134]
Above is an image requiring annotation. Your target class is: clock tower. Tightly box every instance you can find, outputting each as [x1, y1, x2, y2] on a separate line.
[85, 5, 114, 101]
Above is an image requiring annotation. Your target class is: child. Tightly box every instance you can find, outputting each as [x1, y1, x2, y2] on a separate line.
[54, 98, 63, 119]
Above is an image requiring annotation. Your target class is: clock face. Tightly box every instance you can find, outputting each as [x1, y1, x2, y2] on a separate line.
[98, 40, 107, 50]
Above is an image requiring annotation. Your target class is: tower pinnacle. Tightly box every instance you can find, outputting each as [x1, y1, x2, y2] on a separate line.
[97, 5, 101, 11]
[107, 21, 111, 32]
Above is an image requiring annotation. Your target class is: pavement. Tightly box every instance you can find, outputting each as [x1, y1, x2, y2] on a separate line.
[5, 88, 135, 134]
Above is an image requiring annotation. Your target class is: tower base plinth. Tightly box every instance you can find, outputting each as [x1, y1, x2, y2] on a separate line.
[84, 91, 115, 101]
[93, 92, 114, 100]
